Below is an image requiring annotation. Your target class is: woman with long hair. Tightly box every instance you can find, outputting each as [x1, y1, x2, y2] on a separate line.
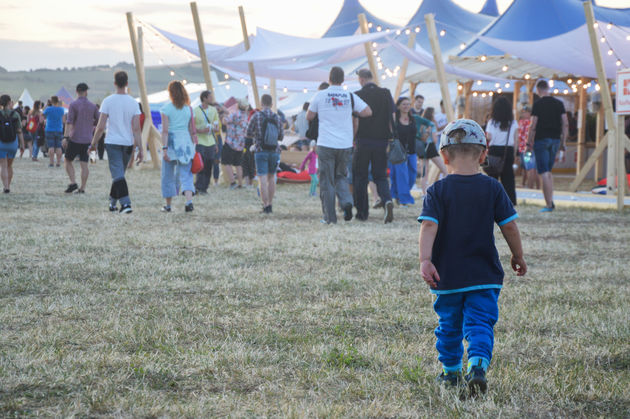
[0, 95, 25, 193]
[485, 96, 518, 204]
[160, 81, 198, 212]
[419, 107, 448, 192]
[28, 100, 44, 161]
[390, 96, 417, 206]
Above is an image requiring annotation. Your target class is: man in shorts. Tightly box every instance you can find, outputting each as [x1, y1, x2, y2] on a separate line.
[527, 80, 568, 212]
[63, 83, 99, 194]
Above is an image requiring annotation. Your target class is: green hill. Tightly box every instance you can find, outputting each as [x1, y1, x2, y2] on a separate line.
[0, 62, 215, 105]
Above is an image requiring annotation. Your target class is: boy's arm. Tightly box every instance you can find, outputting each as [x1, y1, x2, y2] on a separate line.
[419, 221, 440, 288]
[499, 220, 527, 276]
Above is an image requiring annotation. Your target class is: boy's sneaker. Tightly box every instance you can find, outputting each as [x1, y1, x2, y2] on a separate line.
[384, 200, 394, 224]
[119, 204, 132, 214]
[109, 204, 118, 212]
[161, 206, 171, 213]
[436, 370, 465, 389]
[64, 183, 78, 194]
[185, 203, 194, 212]
[465, 366, 488, 396]
[343, 203, 353, 221]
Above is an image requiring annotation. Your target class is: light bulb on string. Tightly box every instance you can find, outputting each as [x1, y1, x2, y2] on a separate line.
[549, 80, 554, 87]
[567, 78, 573, 84]
[502, 65, 508, 72]
[600, 36, 606, 43]
[343, 85, 348, 90]
[495, 83, 500, 88]
[593, 22, 599, 28]
[577, 79, 582, 85]
[182, 79, 187, 85]
[607, 23, 612, 30]
[378, 63, 383, 70]
[381, 74, 387, 80]
[595, 84, 601, 91]
[505, 82, 510, 88]
[415, 26, 420, 33]
[553, 88, 559, 94]
[405, 29, 411, 35]
[481, 92, 487, 98]
[497, 88, 502, 94]
[489, 92, 494, 97]
[224, 74, 229, 79]
[376, 25, 382, 32]
[460, 43, 466, 50]
[396, 29, 401, 35]
[170, 70, 175, 76]
[385, 28, 391, 33]
[608, 49, 613, 56]
[368, 22, 373, 29]
[524, 73, 531, 80]
[373, 50, 378, 56]
[626, 35, 630, 41]
[480, 55, 487, 62]
[283, 87, 288, 93]
[303, 88, 308, 93]
[263, 85, 268, 90]
[563, 89, 568, 94]
[225, 85, 230, 90]
[472, 92, 478, 97]
[439, 29, 446, 37]
[372, 42, 377, 48]
[617, 60, 622, 67]
[457, 84, 463, 91]
[477, 80, 482, 85]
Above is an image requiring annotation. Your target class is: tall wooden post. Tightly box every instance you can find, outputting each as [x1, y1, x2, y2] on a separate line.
[570, 2, 617, 199]
[512, 81, 522, 116]
[238, 6, 260, 109]
[358, 13, 380, 86]
[409, 82, 418, 99]
[463, 81, 473, 119]
[425, 13, 454, 122]
[576, 78, 588, 174]
[191, 2, 215, 95]
[126, 12, 160, 169]
[137, 26, 144, 68]
[595, 103, 605, 180]
[394, 32, 416, 100]
[526, 80, 535, 106]
[616, 115, 626, 210]
[270, 78, 277, 112]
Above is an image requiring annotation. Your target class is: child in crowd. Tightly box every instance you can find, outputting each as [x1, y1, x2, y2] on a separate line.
[418, 119, 527, 397]
[299, 140, 318, 196]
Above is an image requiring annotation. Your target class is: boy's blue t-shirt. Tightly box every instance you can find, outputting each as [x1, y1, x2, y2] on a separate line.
[418, 174, 518, 294]
[43, 106, 65, 133]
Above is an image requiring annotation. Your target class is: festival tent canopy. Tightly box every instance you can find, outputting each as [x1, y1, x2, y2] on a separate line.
[480, 0, 500, 17]
[322, 0, 398, 37]
[55, 87, 74, 108]
[17, 89, 34, 108]
[406, 0, 496, 54]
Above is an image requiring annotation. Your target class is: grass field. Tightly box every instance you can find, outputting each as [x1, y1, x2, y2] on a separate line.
[1, 159, 629, 417]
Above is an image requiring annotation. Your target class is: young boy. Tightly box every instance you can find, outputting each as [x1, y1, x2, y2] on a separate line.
[418, 119, 527, 396]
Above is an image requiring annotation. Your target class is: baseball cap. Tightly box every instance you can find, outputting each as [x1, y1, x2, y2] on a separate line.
[237, 97, 249, 109]
[76, 83, 89, 92]
[439, 119, 487, 149]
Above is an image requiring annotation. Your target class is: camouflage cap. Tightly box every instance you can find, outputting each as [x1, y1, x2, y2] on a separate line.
[439, 119, 487, 149]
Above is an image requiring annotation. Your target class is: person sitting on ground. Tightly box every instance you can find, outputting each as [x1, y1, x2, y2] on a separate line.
[159, 80, 197, 213]
[418, 119, 526, 397]
[299, 140, 318, 197]
[0, 95, 25, 193]
[43, 95, 65, 167]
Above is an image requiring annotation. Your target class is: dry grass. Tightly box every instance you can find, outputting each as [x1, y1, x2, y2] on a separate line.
[1, 159, 629, 417]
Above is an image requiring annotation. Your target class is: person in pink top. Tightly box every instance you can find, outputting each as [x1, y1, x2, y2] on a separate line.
[299, 140, 318, 196]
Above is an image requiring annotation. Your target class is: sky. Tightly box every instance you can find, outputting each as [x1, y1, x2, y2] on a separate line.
[2, 0, 630, 71]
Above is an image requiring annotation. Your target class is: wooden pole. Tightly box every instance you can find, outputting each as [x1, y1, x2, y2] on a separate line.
[126, 12, 159, 169]
[578, 1, 617, 196]
[576, 78, 588, 174]
[190, 2, 215, 95]
[595, 103, 605, 180]
[512, 81, 522, 117]
[270, 78, 277, 112]
[463, 81, 473, 119]
[425, 13, 454, 122]
[409, 82, 418, 99]
[358, 13, 380, 86]
[137, 26, 144, 68]
[569, 133, 609, 191]
[238, 6, 260, 109]
[616, 115, 626, 210]
[526, 80, 535, 106]
[394, 32, 416, 100]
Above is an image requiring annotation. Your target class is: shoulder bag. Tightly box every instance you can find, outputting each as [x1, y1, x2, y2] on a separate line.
[387, 113, 406, 165]
[482, 121, 513, 177]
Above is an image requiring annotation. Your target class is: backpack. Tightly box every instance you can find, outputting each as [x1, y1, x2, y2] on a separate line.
[261, 113, 280, 150]
[0, 111, 17, 143]
[26, 115, 39, 133]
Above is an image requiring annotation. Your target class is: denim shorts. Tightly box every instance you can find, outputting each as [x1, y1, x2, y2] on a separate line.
[533, 138, 560, 174]
[0, 137, 18, 159]
[255, 151, 279, 176]
[46, 131, 63, 149]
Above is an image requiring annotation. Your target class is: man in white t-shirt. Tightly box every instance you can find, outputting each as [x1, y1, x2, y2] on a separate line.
[435, 100, 449, 135]
[90, 71, 143, 213]
[307, 66, 371, 224]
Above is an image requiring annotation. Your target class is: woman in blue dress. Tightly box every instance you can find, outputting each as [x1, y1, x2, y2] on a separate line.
[0, 95, 25, 193]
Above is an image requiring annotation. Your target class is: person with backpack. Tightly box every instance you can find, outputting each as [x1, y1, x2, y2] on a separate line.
[246, 94, 283, 214]
[0, 95, 25, 193]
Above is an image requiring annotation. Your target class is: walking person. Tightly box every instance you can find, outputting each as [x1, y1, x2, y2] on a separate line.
[484, 96, 518, 205]
[389, 97, 417, 206]
[527, 80, 568, 212]
[63, 83, 99, 194]
[27, 101, 44, 161]
[89, 71, 143, 213]
[0, 95, 25, 193]
[193, 90, 219, 195]
[299, 140, 318, 196]
[222, 98, 249, 189]
[43, 95, 65, 167]
[247, 94, 283, 214]
[353, 68, 394, 223]
[160, 81, 197, 212]
[420, 107, 449, 191]
[307, 67, 371, 224]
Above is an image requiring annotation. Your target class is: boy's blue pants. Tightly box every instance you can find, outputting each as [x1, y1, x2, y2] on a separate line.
[433, 288, 500, 371]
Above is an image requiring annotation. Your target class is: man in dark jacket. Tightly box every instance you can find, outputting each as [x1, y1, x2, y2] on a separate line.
[353, 69, 395, 223]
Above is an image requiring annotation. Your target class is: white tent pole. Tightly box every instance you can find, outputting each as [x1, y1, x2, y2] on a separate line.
[126, 12, 160, 169]
[358, 13, 380, 86]
[395, 32, 416, 100]
[190, 2, 215, 95]
[238, 6, 260, 109]
[424, 13, 454, 123]
[270, 78, 277, 112]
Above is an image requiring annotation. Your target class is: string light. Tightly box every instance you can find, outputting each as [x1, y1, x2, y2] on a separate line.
[376, 25, 382, 32]
[553, 88, 559, 94]
[372, 42, 377, 48]
[563, 89, 569, 94]
[549, 80, 554, 87]
[224, 74, 229, 79]
[480, 55, 487, 62]
[303, 88, 308, 93]
[405, 29, 411, 35]
[502, 65, 508, 72]
[608, 49, 613, 56]
[524, 74, 531, 80]
[283, 87, 288, 93]
[170, 70, 175, 76]
[497, 88, 502, 94]
[457, 84, 463, 91]
[372, 50, 378, 56]
[477, 80, 482, 85]
[225, 85, 230, 90]
[577, 79, 582, 85]
[263, 85, 268, 90]
[472, 92, 478, 97]
[182, 79, 187, 84]
[385, 28, 390, 33]
[607, 23, 613, 30]
[595, 84, 601, 91]
[460, 43, 466, 50]
[600, 36, 606, 43]
[439, 29, 446, 37]
[368, 22, 373, 29]
[617, 60, 622, 66]
[415, 26, 420, 33]
[378, 63, 383, 70]
[396, 29, 401, 35]
[489, 92, 494, 97]
[627, 35, 630, 41]
[505, 82, 510, 88]
[481, 93, 487, 98]
[495, 83, 500, 88]
[567, 78, 573, 84]
[593, 22, 599, 28]
[343, 85, 348, 90]
[381, 74, 386, 80]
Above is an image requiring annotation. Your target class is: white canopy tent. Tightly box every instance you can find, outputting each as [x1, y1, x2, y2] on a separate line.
[17, 89, 34, 108]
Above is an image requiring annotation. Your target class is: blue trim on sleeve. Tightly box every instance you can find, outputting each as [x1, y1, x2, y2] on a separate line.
[430, 284, 502, 295]
[498, 213, 519, 226]
[418, 216, 439, 225]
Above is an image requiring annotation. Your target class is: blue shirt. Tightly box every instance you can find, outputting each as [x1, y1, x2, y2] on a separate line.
[43, 106, 65, 133]
[418, 174, 518, 294]
[160, 103, 191, 132]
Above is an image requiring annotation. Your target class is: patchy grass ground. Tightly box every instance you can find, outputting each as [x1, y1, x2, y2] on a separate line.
[1, 159, 628, 417]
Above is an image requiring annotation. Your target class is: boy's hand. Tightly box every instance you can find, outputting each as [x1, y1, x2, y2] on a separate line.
[511, 255, 527, 276]
[421, 260, 440, 288]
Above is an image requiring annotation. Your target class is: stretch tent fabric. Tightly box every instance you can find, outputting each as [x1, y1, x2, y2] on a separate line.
[480, 0, 499, 17]
[323, 0, 397, 37]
